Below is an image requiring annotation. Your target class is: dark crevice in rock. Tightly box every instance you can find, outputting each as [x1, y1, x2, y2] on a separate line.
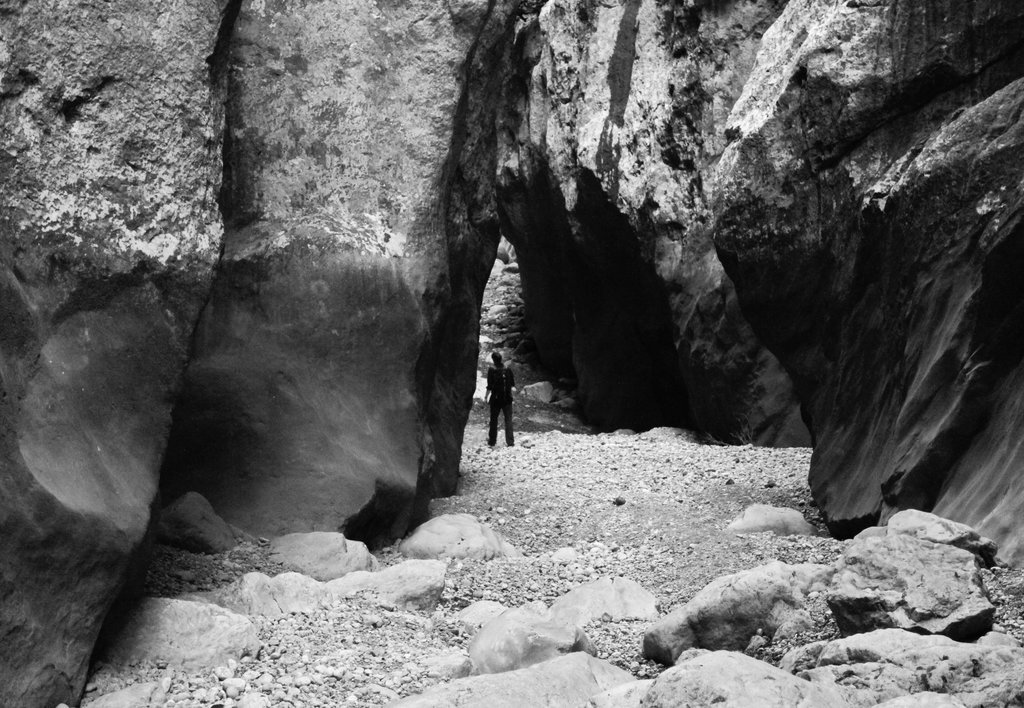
[207, 0, 244, 83]
[342, 480, 417, 549]
[59, 76, 116, 123]
[411, 0, 511, 525]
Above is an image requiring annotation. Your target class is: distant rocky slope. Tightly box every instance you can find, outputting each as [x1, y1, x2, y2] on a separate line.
[710, 1, 1024, 554]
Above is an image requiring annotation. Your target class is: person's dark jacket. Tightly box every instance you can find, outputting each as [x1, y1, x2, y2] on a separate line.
[486, 365, 515, 407]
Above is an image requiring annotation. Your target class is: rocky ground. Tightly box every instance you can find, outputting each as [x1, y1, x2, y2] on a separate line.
[81, 259, 1024, 707]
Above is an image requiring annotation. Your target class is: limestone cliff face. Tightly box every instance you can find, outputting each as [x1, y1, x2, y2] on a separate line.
[494, 0, 809, 443]
[0, 0, 230, 704]
[712, 0, 1024, 559]
[160, 0, 517, 543]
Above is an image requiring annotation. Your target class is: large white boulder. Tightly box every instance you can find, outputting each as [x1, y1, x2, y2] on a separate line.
[270, 531, 378, 580]
[548, 577, 658, 627]
[399, 514, 522, 561]
[469, 605, 595, 674]
[390, 653, 633, 707]
[827, 534, 994, 640]
[643, 651, 851, 707]
[643, 561, 833, 664]
[325, 559, 446, 611]
[101, 598, 259, 669]
[726, 504, 818, 537]
[787, 628, 1024, 707]
[456, 600, 508, 636]
[213, 571, 327, 617]
[157, 492, 237, 554]
[866, 509, 999, 567]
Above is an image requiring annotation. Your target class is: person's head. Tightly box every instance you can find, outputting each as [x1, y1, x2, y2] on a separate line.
[491, 352, 503, 366]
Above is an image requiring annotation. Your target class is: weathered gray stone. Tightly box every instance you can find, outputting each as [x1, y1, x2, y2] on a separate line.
[456, 600, 508, 636]
[399, 514, 522, 561]
[549, 577, 658, 627]
[212, 572, 328, 618]
[976, 631, 1022, 648]
[522, 381, 556, 403]
[325, 559, 447, 611]
[726, 504, 818, 537]
[643, 651, 851, 707]
[422, 652, 473, 680]
[643, 561, 833, 664]
[469, 605, 595, 675]
[587, 680, 652, 708]
[101, 598, 259, 669]
[158, 492, 237, 555]
[872, 694, 968, 708]
[883, 510, 999, 568]
[391, 653, 633, 707]
[827, 534, 995, 641]
[270, 532, 378, 581]
[792, 629, 1024, 708]
[88, 683, 164, 708]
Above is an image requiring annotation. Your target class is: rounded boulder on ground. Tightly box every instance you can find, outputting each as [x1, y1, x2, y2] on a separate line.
[726, 503, 818, 537]
[325, 559, 447, 611]
[642, 651, 851, 707]
[790, 628, 1024, 707]
[643, 561, 834, 664]
[884, 509, 999, 567]
[469, 605, 595, 674]
[548, 577, 658, 627]
[456, 600, 508, 636]
[399, 513, 522, 561]
[269, 531, 378, 581]
[827, 534, 995, 640]
[157, 492, 238, 555]
[211, 571, 327, 617]
[390, 653, 633, 707]
[101, 598, 259, 669]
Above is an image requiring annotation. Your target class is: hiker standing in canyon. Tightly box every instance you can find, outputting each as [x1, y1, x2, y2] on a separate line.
[485, 352, 515, 447]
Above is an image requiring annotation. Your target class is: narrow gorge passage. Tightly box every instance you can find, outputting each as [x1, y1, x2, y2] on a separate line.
[81, 261, 1024, 707]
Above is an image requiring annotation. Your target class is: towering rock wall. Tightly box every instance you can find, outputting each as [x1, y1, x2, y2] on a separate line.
[160, 0, 517, 544]
[712, 0, 1024, 559]
[0, 0, 231, 704]
[494, 0, 809, 443]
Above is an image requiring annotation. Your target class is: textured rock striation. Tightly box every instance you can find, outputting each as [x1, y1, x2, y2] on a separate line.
[0, 0, 231, 704]
[160, 0, 520, 544]
[493, 0, 808, 442]
[712, 0, 1024, 556]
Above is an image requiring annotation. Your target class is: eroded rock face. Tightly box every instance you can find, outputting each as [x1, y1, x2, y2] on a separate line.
[160, 0, 519, 543]
[644, 651, 851, 708]
[643, 561, 833, 664]
[792, 629, 1024, 708]
[711, 0, 1024, 555]
[827, 534, 995, 641]
[0, 0, 230, 703]
[392, 652, 634, 708]
[493, 0, 808, 443]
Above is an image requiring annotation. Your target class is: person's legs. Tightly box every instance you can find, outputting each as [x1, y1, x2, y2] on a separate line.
[488, 403, 499, 446]
[503, 402, 514, 446]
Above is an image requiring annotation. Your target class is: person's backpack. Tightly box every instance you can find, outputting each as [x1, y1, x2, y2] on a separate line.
[489, 366, 514, 406]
